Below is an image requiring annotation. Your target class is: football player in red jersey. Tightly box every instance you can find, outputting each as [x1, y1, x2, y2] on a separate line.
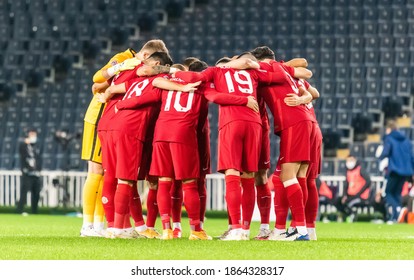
[285, 79, 322, 240]
[190, 60, 212, 234]
[253, 92, 273, 240]
[267, 79, 321, 241]
[80, 40, 167, 237]
[290, 78, 322, 240]
[111, 61, 258, 240]
[96, 52, 173, 239]
[174, 53, 302, 240]
[251, 46, 315, 241]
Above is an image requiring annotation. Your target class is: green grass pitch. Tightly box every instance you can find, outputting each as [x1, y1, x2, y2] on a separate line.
[0, 214, 413, 260]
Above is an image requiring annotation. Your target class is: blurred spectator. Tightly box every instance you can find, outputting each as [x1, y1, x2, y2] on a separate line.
[372, 181, 414, 224]
[370, 189, 387, 223]
[378, 120, 414, 223]
[16, 129, 42, 214]
[316, 177, 334, 223]
[335, 155, 371, 222]
[397, 181, 414, 223]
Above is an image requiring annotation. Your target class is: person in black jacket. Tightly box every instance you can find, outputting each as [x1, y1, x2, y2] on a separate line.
[16, 129, 42, 214]
[336, 155, 371, 222]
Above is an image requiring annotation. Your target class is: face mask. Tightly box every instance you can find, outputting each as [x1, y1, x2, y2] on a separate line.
[346, 160, 356, 170]
[29, 136, 37, 144]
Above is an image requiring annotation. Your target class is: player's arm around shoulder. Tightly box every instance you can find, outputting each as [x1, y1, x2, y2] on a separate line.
[292, 67, 312, 80]
[222, 57, 260, 70]
[96, 83, 127, 103]
[91, 81, 110, 95]
[152, 76, 201, 92]
[284, 87, 313, 107]
[284, 58, 308, 68]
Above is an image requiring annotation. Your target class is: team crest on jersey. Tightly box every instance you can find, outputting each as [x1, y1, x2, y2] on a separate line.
[209, 83, 215, 89]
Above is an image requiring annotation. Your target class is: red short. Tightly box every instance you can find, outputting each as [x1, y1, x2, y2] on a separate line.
[138, 139, 153, 180]
[273, 160, 282, 177]
[102, 131, 144, 181]
[258, 125, 271, 170]
[308, 123, 323, 179]
[150, 141, 200, 180]
[217, 121, 262, 173]
[278, 120, 313, 164]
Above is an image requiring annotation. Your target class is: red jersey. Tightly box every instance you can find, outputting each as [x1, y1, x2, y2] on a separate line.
[296, 79, 318, 123]
[155, 81, 205, 147]
[105, 74, 164, 140]
[258, 93, 270, 131]
[258, 61, 314, 133]
[116, 76, 248, 147]
[175, 66, 289, 129]
[197, 90, 211, 173]
[97, 64, 144, 131]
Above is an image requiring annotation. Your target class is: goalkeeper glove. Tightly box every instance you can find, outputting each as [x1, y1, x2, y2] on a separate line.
[106, 58, 141, 77]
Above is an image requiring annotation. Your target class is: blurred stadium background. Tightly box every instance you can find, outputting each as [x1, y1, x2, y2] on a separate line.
[0, 0, 413, 209]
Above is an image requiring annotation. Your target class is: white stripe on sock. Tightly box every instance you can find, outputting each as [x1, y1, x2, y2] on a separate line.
[283, 178, 299, 187]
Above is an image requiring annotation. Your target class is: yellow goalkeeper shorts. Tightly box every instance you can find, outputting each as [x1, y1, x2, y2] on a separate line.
[81, 121, 102, 164]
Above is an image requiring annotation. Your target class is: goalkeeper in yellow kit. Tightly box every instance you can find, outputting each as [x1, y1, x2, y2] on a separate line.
[80, 40, 168, 237]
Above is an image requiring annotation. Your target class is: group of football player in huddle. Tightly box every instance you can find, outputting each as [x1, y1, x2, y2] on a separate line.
[79, 39, 322, 241]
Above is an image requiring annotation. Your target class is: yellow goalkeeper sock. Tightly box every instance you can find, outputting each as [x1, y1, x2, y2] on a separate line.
[93, 176, 105, 230]
[82, 173, 102, 226]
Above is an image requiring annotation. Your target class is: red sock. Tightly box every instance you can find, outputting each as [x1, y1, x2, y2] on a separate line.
[129, 183, 145, 227]
[256, 183, 271, 225]
[272, 175, 289, 230]
[123, 213, 131, 229]
[101, 174, 117, 228]
[114, 184, 133, 229]
[198, 177, 207, 223]
[227, 206, 232, 226]
[146, 188, 158, 227]
[225, 175, 242, 229]
[298, 177, 308, 207]
[183, 181, 201, 231]
[284, 181, 305, 227]
[306, 178, 319, 228]
[171, 180, 183, 224]
[157, 180, 173, 230]
[241, 177, 256, 230]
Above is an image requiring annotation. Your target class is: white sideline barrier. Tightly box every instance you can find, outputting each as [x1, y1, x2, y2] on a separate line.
[251, 175, 386, 221]
[0, 170, 385, 211]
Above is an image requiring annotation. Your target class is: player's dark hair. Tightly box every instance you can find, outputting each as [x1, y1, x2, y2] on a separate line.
[215, 57, 231, 65]
[236, 51, 251, 59]
[189, 60, 208, 72]
[236, 52, 258, 61]
[182, 57, 200, 68]
[171, 64, 186, 71]
[148, 51, 173, 66]
[251, 46, 275, 61]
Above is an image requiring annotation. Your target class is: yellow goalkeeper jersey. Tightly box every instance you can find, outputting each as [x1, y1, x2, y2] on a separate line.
[84, 48, 136, 125]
